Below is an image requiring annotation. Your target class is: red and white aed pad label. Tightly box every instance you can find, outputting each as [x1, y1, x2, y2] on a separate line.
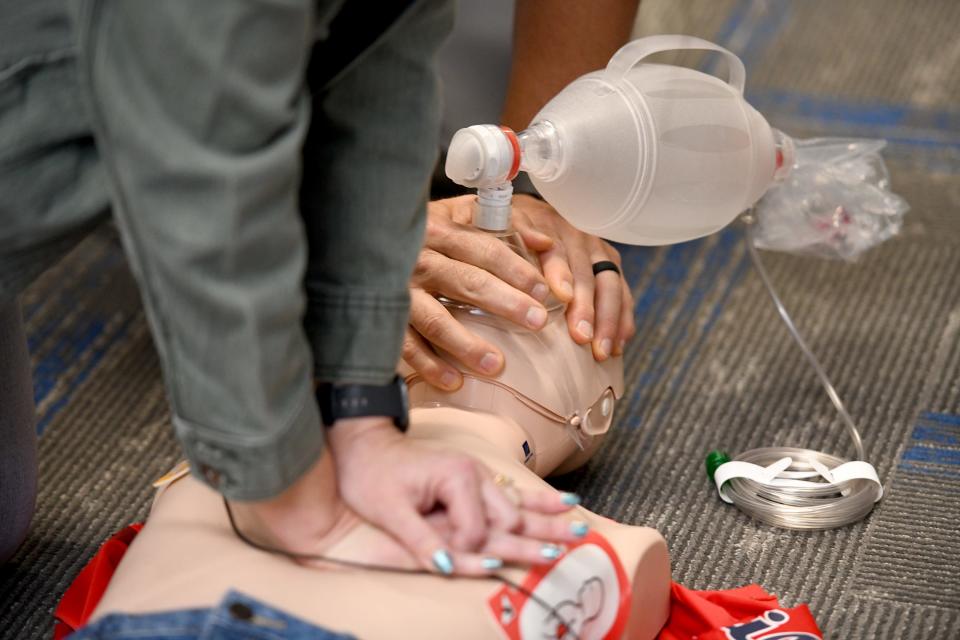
[487, 531, 631, 640]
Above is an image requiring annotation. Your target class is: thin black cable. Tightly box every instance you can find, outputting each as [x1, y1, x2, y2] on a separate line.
[223, 498, 581, 639]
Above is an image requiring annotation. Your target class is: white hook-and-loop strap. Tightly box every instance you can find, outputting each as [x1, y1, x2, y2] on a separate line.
[714, 458, 883, 504]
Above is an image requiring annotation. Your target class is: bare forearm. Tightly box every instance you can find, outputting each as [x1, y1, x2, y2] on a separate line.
[501, 0, 639, 130]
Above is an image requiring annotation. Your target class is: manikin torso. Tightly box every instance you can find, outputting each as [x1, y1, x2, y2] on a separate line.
[91, 306, 671, 639]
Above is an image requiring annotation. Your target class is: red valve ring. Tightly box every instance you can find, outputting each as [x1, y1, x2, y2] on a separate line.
[500, 126, 522, 181]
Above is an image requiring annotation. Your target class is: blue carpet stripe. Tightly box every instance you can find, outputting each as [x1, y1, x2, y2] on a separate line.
[630, 240, 703, 339]
[616, 240, 703, 406]
[920, 411, 960, 426]
[26, 247, 125, 353]
[637, 250, 751, 457]
[896, 413, 960, 480]
[614, 243, 657, 289]
[748, 89, 960, 135]
[734, 2, 793, 71]
[711, 0, 960, 171]
[35, 314, 134, 435]
[633, 231, 739, 397]
[895, 463, 960, 481]
[900, 446, 960, 467]
[911, 425, 959, 446]
[33, 317, 107, 405]
[710, 0, 754, 55]
[702, 0, 786, 78]
[710, 0, 792, 71]
[747, 89, 960, 150]
[621, 228, 740, 439]
[23, 243, 121, 326]
[619, 241, 702, 402]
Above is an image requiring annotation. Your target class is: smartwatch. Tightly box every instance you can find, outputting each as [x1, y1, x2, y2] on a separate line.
[316, 374, 409, 432]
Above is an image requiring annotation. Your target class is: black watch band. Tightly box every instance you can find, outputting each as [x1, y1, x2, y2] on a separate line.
[316, 375, 409, 432]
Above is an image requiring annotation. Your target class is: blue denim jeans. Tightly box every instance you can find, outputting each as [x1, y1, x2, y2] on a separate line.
[71, 590, 357, 640]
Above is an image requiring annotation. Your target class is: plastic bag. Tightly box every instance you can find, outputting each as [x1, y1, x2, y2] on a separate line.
[752, 137, 909, 261]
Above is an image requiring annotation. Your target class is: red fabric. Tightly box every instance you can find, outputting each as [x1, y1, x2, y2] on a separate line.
[659, 582, 823, 640]
[53, 523, 143, 639]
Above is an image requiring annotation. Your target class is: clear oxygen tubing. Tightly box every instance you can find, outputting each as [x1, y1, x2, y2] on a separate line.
[717, 215, 881, 530]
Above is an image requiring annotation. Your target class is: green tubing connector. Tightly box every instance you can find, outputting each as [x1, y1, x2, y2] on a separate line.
[705, 450, 732, 482]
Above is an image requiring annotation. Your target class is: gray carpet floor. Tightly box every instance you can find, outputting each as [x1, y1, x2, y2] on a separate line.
[2, 0, 958, 637]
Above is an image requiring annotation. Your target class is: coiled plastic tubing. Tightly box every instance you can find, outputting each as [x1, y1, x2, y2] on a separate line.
[706, 221, 883, 531]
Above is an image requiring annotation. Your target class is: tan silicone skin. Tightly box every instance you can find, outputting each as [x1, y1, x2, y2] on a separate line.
[91, 312, 670, 639]
[404, 304, 625, 476]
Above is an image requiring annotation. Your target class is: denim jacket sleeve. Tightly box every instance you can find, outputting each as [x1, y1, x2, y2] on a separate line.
[74, 1, 324, 501]
[299, 0, 450, 384]
[72, 0, 453, 501]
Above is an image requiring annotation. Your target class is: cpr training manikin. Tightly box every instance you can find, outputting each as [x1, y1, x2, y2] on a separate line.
[85, 296, 671, 639]
[64, 34, 878, 639]
[63, 278, 832, 637]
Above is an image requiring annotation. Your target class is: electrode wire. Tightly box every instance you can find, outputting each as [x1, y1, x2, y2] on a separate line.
[223, 498, 581, 639]
[716, 219, 881, 530]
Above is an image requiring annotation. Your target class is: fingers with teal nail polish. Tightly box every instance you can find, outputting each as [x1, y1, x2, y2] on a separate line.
[432, 549, 454, 575]
[443, 554, 508, 576]
[560, 492, 581, 506]
[570, 521, 589, 538]
[540, 543, 565, 560]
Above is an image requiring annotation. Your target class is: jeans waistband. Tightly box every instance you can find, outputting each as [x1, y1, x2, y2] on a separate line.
[70, 589, 357, 640]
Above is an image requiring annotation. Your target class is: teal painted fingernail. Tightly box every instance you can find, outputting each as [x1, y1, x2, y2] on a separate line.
[541, 544, 564, 560]
[481, 557, 503, 571]
[432, 549, 454, 575]
[570, 521, 589, 538]
[560, 492, 581, 506]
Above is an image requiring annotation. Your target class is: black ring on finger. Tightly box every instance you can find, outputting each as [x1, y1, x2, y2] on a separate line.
[592, 260, 621, 277]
